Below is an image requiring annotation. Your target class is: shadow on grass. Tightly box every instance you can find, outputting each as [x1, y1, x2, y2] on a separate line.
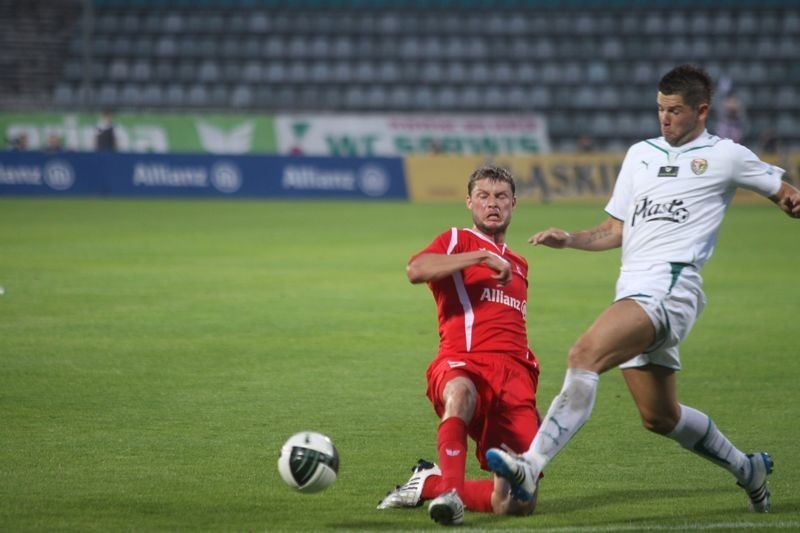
[329, 487, 800, 530]
[540, 486, 800, 517]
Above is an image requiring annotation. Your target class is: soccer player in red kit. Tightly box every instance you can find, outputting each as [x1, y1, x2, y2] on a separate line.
[377, 166, 540, 525]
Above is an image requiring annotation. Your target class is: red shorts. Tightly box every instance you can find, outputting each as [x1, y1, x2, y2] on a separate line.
[426, 352, 540, 471]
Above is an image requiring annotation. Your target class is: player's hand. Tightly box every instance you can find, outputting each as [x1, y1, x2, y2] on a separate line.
[779, 193, 800, 218]
[528, 228, 573, 249]
[483, 251, 512, 286]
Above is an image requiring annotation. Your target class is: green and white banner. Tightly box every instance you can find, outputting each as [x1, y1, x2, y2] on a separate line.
[275, 113, 551, 156]
[1, 112, 276, 154]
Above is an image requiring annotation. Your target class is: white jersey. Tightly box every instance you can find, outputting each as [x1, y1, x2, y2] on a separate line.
[606, 130, 783, 270]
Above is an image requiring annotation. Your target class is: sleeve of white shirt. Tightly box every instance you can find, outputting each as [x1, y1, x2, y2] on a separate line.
[731, 142, 784, 197]
[604, 144, 638, 220]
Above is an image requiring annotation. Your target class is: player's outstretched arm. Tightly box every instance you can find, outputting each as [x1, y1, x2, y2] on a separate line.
[529, 216, 623, 251]
[770, 181, 800, 218]
[407, 251, 512, 286]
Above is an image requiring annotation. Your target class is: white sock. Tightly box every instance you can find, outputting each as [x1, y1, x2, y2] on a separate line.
[523, 368, 599, 473]
[666, 404, 750, 483]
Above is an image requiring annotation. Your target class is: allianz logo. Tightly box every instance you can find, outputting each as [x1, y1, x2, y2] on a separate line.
[133, 161, 242, 193]
[282, 164, 390, 196]
[0, 160, 75, 190]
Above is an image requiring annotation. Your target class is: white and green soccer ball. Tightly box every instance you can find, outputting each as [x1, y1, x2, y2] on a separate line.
[277, 431, 339, 493]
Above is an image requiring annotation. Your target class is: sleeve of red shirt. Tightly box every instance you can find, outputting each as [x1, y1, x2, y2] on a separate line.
[408, 228, 457, 264]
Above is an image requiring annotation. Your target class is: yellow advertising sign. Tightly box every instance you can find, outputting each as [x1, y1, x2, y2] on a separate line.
[405, 153, 624, 202]
[405, 152, 799, 203]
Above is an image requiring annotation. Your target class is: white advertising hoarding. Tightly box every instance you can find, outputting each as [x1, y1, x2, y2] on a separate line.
[275, 114, 551, 156]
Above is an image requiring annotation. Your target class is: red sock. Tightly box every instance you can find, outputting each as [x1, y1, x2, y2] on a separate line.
[460, 479, 495, 513]
[436, 417, 468, 495]
[420, 476, 495, 512]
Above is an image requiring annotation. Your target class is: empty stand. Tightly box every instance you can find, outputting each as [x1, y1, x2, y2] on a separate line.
[2, 1, 799, 149]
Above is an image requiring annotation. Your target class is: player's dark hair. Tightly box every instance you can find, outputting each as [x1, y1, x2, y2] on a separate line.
[468, 165, 516, 196]
[658, 64, 713, 109]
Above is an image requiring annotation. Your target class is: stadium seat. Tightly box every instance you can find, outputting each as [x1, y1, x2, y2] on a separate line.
[528, 86, 552, 109]
[120, 83, 145, 107]
[230, 85, 254, 108]
[775, 87, 799, 109]
[96, 12, 119, 34]
[378, 62, 401, 84]
[155, 36, 178, 57]
[737, 12, 759, 34]
[130, 60, 152, 82]
[63, 60, 83, 82]
[247, 11, 270, 33]
[53, 83, 76, 107]
[632, 62, 656, 84]
[419, 62, 443, 84]
[782, 11, 800, 33]
[599, 39, 623, 60]
[164, 83, 186, 107]
[198, 60, 223, 83]
[242, 62, 263, 83]
[778, 37, 800, 59]
[108, 59, 130, 81]
[187, 84, 210, 107]
[712, 12, 735, 34]
[28, 3, 796, 149]
[162, 11, 184, 33]
[331, 62, 353, 84]
[97, 83, 120, 107]
[388, 86, 412, 110]
[776, 113, 800, 138]
[590, 113, 615, 137]
[141, 83, 164, 107]
[516, 63, 537, 84]
[458, 86, 482, 110]
[286, 62, 309, 84]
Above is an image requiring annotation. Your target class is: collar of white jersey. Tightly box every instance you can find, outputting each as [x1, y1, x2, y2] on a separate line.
[648, 130, 722, 155]
[464, 228, 507, 255]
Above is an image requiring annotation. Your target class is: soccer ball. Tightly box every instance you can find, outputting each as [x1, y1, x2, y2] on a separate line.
[277, 431, 339, 493]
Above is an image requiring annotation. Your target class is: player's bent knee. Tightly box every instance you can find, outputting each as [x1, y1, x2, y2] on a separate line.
[442, 377, 477, 420]
[639, 412, 678, 435]
[567, 340, 599, 369]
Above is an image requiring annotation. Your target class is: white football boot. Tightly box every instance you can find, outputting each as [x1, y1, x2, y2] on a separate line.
[428, 489, 464, 526]
[377, 459, 441, 509]
[737, 452, 774, 512]
[485, 447, 538, 502]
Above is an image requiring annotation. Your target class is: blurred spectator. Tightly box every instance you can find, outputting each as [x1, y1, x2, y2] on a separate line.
[715, 94, 747, 144]
[95, 109, 117, 151]
[45, 133, 63, 152]
[758, 128, 780, 154]
[576, 134, 595, 153]
[8, 133, 28, 151]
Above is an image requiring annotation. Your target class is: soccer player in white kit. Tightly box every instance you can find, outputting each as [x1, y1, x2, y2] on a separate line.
[486, 64, 800, 513]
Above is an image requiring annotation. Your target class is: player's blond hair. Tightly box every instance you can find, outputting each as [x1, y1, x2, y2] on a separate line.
[468, 165, 516, 196]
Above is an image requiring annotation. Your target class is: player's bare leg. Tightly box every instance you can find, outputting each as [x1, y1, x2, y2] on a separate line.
[529, 299, 654, 464]
[624, 365, 773, 512]
[491, 474, 537, 515]
[488, 299, 655, 498]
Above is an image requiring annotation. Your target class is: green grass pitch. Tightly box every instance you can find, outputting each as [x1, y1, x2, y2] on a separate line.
[1, 197, 798, 531]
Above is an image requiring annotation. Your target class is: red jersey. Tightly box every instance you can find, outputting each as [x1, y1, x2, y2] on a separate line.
[411, 227, 534, 363]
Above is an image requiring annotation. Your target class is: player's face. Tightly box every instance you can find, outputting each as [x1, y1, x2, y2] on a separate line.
[657, 92, 709, 147]
[466, 178, 516, 237]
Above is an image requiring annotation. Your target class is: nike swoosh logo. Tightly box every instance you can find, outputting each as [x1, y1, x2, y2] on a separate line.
[447, 361, 467, 368]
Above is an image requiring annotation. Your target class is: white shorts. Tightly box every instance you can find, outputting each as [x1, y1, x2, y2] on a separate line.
[615, 262, 706, 371]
